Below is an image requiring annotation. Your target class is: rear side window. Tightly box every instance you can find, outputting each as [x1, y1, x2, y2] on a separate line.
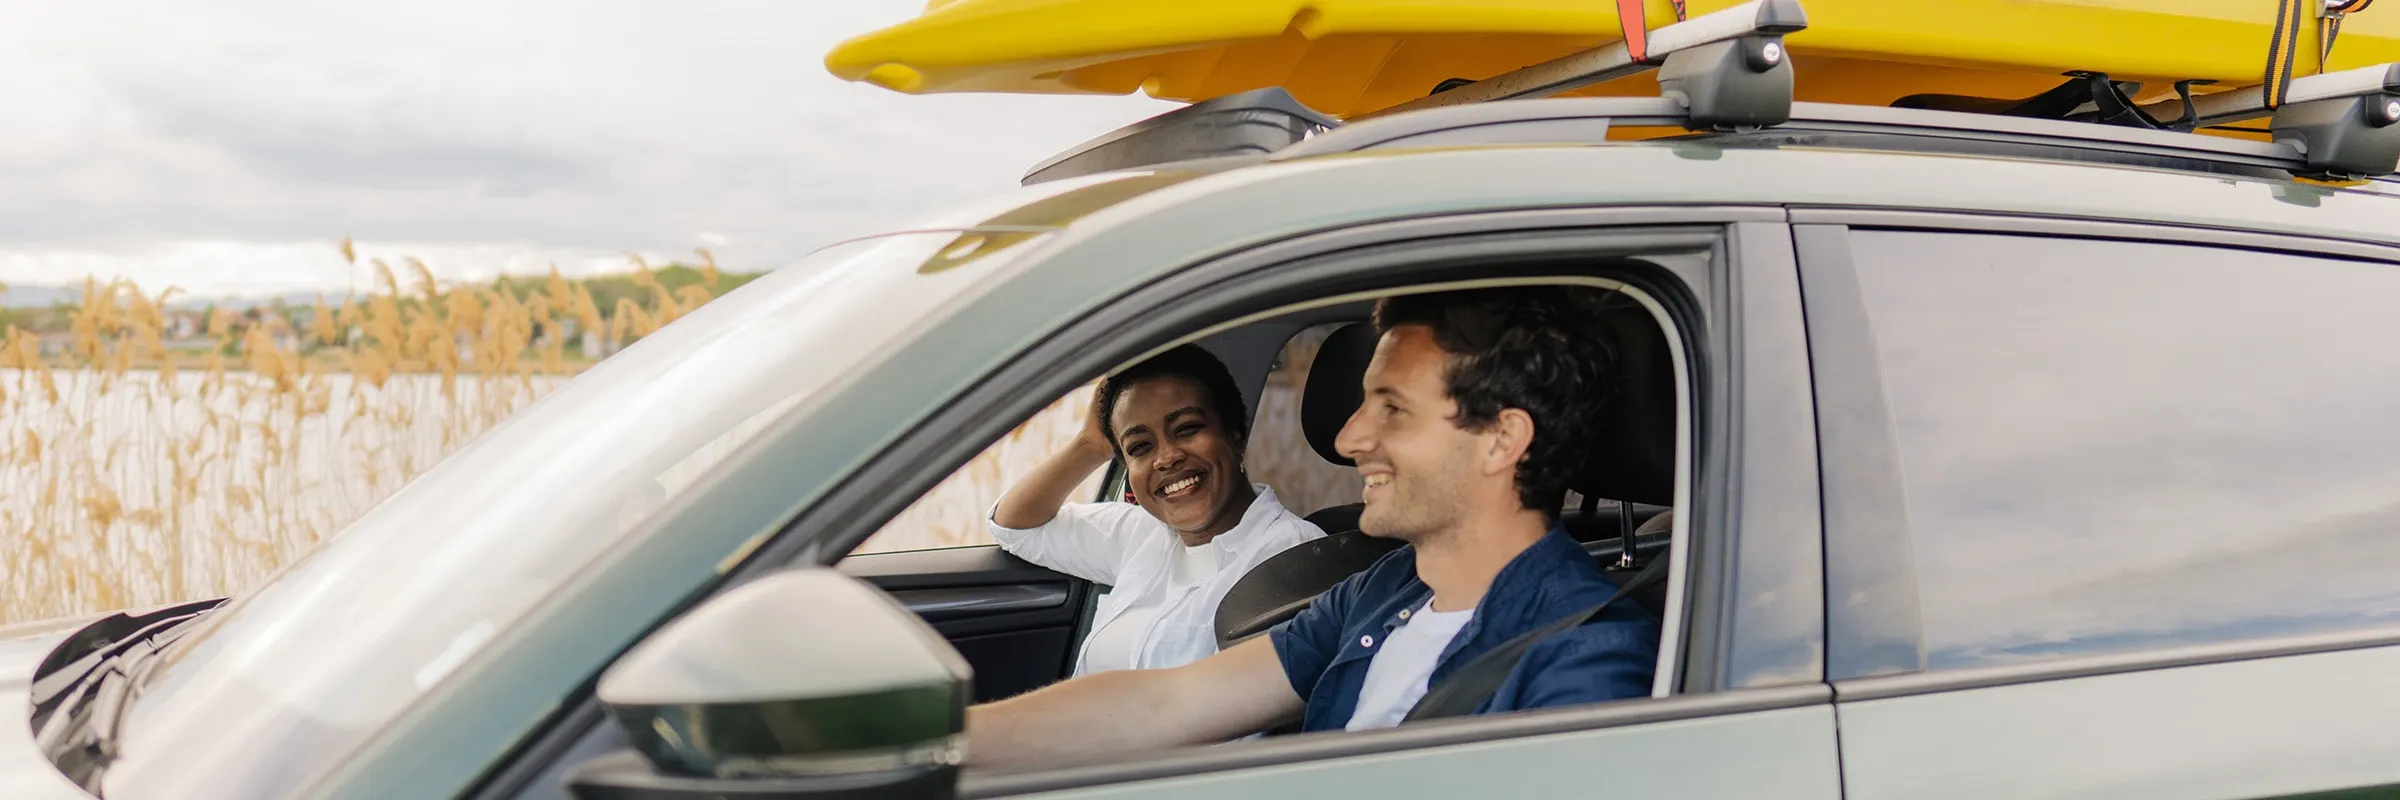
[1249, 324, 1365, 517]
[1848, 231, 2400, 670]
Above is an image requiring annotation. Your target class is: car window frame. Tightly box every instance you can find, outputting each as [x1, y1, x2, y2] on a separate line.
[1795, 210, 2400, 699]
[471, 206, 1825, 800]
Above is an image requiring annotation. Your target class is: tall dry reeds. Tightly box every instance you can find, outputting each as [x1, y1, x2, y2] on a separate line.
[0, 247, 1352, 626]
[0, 242, 719, 624]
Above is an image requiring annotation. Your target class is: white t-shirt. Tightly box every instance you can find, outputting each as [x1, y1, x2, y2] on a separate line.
[1344, 600, 1476, 731]
[1078, 542, 1219, 674]
[989, 485, 1323, 675]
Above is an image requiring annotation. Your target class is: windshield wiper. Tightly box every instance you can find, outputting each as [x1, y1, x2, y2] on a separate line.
[28, 600, 221, 793]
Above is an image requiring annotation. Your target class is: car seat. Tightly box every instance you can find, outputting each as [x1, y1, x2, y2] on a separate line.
[1212, 294, 1679, 648]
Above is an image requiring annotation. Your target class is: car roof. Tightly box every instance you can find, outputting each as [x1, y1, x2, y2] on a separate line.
[1013, 139, 2400, 255]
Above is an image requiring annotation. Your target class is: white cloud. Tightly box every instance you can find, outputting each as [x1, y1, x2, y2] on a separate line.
[0, 0, 1178, 296]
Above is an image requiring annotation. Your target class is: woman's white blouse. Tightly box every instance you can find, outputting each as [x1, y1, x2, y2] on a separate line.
[989, 485, 1325, 675]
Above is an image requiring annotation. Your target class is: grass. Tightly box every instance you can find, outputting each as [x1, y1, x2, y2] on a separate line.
[0, 241, 734, 624]
[0, 247, 1354, 626]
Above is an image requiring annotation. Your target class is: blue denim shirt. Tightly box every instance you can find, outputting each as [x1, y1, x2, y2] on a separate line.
[1267, 527, 1661, 731]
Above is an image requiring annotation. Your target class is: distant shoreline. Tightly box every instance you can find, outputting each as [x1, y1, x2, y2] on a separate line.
[7, 353, 600, 376]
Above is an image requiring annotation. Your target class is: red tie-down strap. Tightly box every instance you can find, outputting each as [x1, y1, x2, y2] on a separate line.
[1617, 0, 1693, 65]
[1617, 0, 1654, 63]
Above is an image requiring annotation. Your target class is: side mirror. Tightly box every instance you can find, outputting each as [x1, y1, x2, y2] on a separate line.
[568, 569, 973, 800]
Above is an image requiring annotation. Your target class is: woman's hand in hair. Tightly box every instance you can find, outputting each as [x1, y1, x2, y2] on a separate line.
[1078, 388, 1114, 457]
[994, 386, 1118, 530]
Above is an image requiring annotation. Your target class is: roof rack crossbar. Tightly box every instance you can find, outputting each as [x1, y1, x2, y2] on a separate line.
[1276, 97, 2400, 187]
[2131, 63, 2400, 179]
[1352, 0, 1807, 122]
[2137, 63, 2400, 127]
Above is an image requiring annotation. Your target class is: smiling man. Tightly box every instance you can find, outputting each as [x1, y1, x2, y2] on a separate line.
[965, 286, 1662, 764]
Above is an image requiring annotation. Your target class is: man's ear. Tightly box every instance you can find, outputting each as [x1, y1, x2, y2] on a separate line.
[1482, 408, 1536, 478]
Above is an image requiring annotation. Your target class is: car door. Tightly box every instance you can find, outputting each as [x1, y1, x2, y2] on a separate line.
[1796, 218, 2400, 799]
[840, 546, 1098, 703]
[919, 214, 1839, 800]
[469, 161, 1846, 800]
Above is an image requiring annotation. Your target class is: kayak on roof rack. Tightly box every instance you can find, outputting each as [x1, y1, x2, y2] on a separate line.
[825, 0, 2400, 126]
[925, 0, 2400, 185]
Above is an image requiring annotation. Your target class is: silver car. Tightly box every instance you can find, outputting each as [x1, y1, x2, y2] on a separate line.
[10, 40, 2400, 800]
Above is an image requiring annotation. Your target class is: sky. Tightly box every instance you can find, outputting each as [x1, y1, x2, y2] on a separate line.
[0, 0, 1176, 300]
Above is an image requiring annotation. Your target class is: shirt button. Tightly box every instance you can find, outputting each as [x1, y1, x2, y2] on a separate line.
[1360, 635, 1375, 648]
[1397, 609, 1411, 620]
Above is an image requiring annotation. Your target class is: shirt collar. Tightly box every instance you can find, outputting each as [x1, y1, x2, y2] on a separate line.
[1462, 524, 1591, 631]
[1201, 483, 1292, 557]
[1378, 523, 1587, 637]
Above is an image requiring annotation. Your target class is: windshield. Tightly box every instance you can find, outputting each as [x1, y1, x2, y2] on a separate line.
[95, 224, 1065, 799]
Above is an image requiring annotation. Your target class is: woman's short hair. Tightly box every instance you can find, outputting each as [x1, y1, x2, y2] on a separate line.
[1094, 344, 1252, 455]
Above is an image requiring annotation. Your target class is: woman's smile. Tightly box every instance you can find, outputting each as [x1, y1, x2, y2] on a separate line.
[1157, 470, 1206, 500]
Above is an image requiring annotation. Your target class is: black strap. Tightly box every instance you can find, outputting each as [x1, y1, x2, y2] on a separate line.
[2267, 0, 2309, 109]
[2320, 0, 2377, 75]
[2321, 8, 2346, 75]
[1401, 556, 1669, 723]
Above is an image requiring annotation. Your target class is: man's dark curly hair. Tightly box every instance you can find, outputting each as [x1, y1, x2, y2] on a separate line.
[1373, 286, 1619, 519]
[1095, 344, 1252, 456]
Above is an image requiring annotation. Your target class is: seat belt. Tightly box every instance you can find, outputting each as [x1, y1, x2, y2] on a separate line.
[1400, 555, 1669, 723]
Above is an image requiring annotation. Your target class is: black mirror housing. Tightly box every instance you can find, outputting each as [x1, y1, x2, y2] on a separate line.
[568, 752, 954, 800]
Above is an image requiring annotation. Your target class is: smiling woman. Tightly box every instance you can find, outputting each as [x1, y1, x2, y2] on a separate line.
[987, 344, 1325, 677]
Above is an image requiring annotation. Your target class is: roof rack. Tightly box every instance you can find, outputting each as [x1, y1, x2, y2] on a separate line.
[1020, 0, 2400, 185]
[1021, 87, 1339, 186]
[1351, 0, 1806, 127]
[1270, 98, 2350, 184]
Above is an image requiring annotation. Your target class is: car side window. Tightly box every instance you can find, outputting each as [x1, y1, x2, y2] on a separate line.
[1848, 230, 2400, 670]
[1247, 323, 1365, 517]
[851, 386, 1103, 555]
[854, 326, 1362, 556]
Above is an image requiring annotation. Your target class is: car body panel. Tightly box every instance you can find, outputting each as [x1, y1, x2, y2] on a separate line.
[1838, 644, 2400, 799]
[1003, 705, 1842, 800]
[0, 621, 103, 800]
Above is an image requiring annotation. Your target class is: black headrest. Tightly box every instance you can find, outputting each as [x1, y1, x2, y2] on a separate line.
[1300, 322, 1379, 467]
[1295, 301, 1674, 503]
[1574, 293, 1676, 506]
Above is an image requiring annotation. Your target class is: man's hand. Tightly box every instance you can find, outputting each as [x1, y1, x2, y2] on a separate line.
[966, 636, 1303, 766]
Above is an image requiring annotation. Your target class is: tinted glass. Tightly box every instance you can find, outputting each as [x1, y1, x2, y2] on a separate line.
[1249, 323, 1365, 516]
[109, 229, 1060, 799]
[1851, 231, 2400, 670]
[850, 386, 1102, 555]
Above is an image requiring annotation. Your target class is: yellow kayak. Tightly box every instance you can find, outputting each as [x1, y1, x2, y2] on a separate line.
[825, 0, 2400, 120]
